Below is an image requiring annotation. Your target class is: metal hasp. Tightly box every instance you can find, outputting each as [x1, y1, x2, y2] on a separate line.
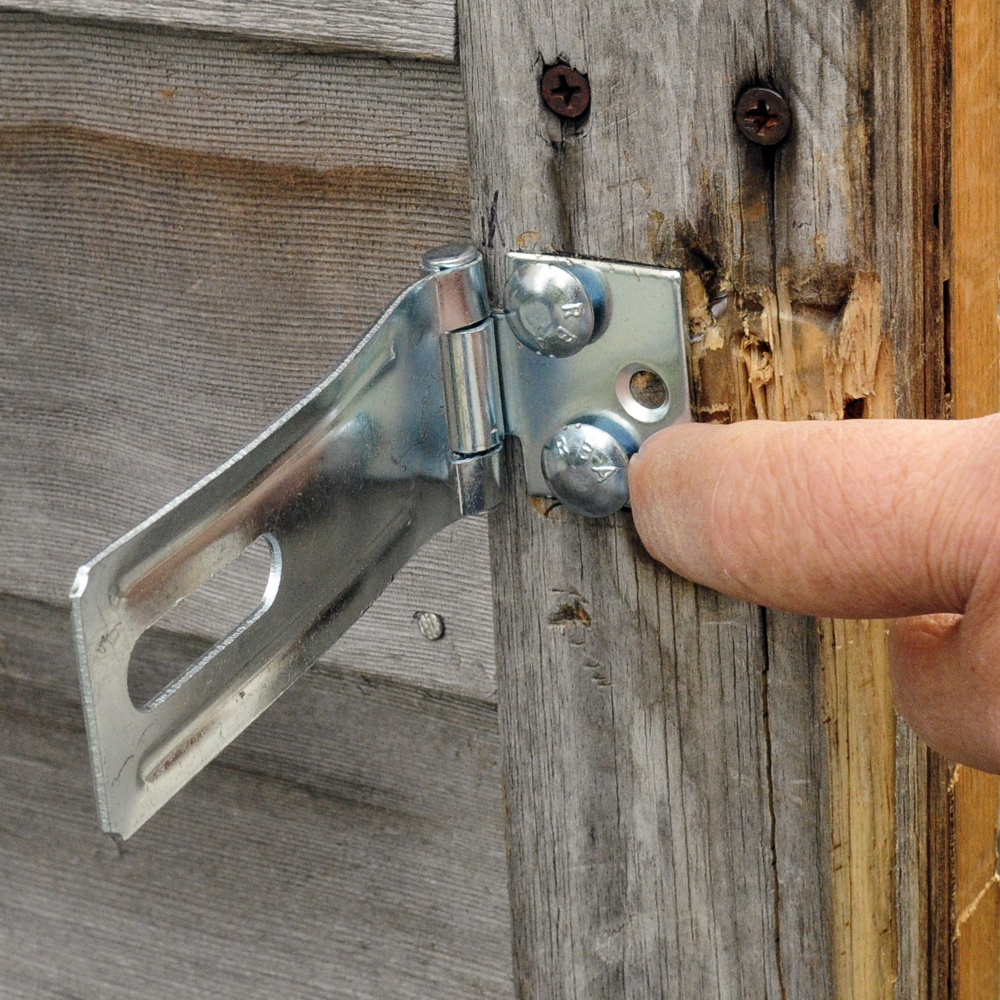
[498, 252, 690, 510]
[71, 245, 688, 839]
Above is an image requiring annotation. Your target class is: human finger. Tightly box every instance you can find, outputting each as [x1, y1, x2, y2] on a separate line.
[628, 416, 1000, 619]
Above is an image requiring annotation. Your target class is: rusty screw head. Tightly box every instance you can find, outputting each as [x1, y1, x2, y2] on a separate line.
[540, 64, 590, 120]
[734, 86, 791, 146]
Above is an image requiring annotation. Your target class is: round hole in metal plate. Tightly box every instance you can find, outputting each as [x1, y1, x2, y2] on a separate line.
[615, 364, 670, 423]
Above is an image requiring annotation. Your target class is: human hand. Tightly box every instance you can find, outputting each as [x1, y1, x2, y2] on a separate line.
[628, 415, 1000, 772]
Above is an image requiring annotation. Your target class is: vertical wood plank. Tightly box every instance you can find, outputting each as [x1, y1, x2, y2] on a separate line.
[951, 0, 1000, 422]
[897, 3, 949, 996]
[821, 618, 897, 999]
[459, 0, 926, 996]
[948, 1, 1000, 996]
[765, 611, 837, 995]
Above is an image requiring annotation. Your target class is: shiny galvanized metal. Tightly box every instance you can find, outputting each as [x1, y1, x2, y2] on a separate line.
[72, 252, 496, 839]
[71, 246, 688, 840]
[540, 421, 632, 517]
[497, 252, 690, 499]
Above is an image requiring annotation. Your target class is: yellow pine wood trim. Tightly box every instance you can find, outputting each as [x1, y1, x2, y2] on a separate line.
[949, 0, 1000, 996]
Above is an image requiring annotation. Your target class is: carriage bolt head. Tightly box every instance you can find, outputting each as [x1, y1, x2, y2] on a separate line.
[541, 422, 632, 517]
[504, 261, 596, 358]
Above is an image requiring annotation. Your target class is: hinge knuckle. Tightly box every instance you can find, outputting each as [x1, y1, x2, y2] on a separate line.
[450, 446, 504, 517]
[428, 259, 490, 334]
[440, 318, 504, 457]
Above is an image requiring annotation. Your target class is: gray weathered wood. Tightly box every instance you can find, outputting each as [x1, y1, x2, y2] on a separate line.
[483, 468, 788, 997]
[458, 0, 926, 995]
[0, 0, 456, 60]
[765, 611, 836, 995]
[0, 593, 513, 999]
[0, 14, 496, 701]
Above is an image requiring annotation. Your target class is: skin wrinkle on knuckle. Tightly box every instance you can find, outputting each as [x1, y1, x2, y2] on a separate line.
[920, 447, 971, 606]
[743, 425, 834, 605]
[969, 525, 1000, 624]
[960, 429, 1000, 602]
[921, 423, 999, 612]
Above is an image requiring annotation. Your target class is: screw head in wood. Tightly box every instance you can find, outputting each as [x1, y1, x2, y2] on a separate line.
[540, 64, 590, 120]
[734, 86, 791, 146]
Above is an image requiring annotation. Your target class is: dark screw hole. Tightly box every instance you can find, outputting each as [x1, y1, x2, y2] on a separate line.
[629, 369, 668, 410]
[843, 397, 866, 419]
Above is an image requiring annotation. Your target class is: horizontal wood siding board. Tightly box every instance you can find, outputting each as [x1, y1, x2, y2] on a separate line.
[0, 594, 513, 998]
[0, 15, 497, 701]
[0, 15, 467, 168]
[0, 593, 499, 822]
[0, 1, 457, 60]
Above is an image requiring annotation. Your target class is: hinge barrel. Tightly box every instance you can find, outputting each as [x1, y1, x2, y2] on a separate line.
[440, 319, 504, 456]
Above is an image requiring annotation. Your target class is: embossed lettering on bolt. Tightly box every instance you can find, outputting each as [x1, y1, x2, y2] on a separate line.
[71, 245, 689, 838]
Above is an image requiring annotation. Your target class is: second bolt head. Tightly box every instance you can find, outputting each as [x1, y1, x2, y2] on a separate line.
[504, 262, 596, 358]
[541, 422, 632, 518]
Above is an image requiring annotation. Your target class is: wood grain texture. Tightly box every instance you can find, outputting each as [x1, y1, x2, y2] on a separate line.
[950, 0, 1000, 423]
[0, 14, 497, 702]
[743, 278, 899, 1000]
[764, 611, 837, 996]
[0, 593, 513, 999]
[947, 0, 1000, 994]
[821, 618, 897, 999]
[0, 0, 456, 60]
[458, 0, 927, 996]
[896, 3, 948, 996]
[490, 494, 784, 997]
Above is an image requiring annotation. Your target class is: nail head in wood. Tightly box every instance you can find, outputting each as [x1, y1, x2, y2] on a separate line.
[540, 64, 590, 120]
[414, 611, 446, 641]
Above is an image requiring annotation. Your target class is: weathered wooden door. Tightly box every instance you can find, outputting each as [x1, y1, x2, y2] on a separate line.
[457, 0, 1000, 995]
[1, 1, 998, 998]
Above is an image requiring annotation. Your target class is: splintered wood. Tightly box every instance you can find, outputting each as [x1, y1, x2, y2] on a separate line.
[687, 271, 890, 423]
[688, 262, 899, 1000]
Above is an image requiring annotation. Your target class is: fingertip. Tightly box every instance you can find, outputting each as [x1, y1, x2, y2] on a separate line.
[628, 422, 724, 578]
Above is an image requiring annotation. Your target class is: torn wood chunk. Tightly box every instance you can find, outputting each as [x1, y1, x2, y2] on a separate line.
[688, 268, 889, 423]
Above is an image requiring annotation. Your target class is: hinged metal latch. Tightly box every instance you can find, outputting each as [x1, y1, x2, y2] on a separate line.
[71, 244, 689, 838]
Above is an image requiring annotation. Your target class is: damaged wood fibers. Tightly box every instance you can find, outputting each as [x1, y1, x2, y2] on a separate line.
[685, 268, 891, 424]
[686, 267, 898, 1000]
